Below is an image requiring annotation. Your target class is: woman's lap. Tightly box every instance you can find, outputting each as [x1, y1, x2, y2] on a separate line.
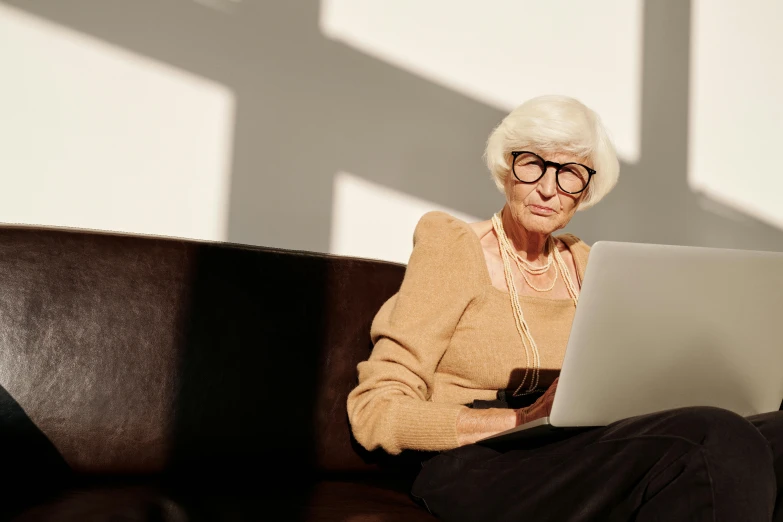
[749, 410, 783, 520]
[412, 407, 783, 522]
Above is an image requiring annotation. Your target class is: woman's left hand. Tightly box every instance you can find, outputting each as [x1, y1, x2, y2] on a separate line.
[515, 377, 559, 426]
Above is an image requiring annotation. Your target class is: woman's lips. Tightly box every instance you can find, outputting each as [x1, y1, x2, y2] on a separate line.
[530, 205, 555, 215]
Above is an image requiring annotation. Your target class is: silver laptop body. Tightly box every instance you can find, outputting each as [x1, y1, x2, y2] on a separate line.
[480, 241, 783, 445]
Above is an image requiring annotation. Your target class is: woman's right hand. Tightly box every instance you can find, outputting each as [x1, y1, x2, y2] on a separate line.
[455, 377, 561, 446]
[515, 377, 559, 426]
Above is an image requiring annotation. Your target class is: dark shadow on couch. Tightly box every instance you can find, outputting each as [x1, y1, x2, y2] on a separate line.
[164, 244, 327, 520]
[0, 384, 72, 520]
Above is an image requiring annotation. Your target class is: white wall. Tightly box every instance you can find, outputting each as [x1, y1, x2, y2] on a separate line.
[0, 3, 235, 241]
[324, 0, 783, 262]
[321, 0, 644, 164]
[688, 0, 783, 231]
[2, 1, 782, 262]
[330, 171, 479, 264]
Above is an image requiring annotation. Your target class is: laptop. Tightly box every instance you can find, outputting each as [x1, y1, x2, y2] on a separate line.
[479, 240, 783, 445]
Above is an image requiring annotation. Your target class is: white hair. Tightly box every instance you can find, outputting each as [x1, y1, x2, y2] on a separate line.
[484, 95, 620, 210]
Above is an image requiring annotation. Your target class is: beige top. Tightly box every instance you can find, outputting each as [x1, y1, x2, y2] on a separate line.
[346, 211, 591, 454]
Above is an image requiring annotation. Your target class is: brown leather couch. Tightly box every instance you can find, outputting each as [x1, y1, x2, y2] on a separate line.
[0, 225, 437, 521]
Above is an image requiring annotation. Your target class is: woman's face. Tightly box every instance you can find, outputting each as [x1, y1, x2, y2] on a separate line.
[503, 150, 588, 236]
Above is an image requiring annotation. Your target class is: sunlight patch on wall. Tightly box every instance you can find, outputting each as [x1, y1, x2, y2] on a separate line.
[688, 0, 783, 231]
[330, 171, 480, 264]
[320, 0, 643, 164]
[0, 3, 235, 241]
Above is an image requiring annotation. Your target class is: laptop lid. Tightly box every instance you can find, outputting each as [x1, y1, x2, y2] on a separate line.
[550, 241, 783, 427]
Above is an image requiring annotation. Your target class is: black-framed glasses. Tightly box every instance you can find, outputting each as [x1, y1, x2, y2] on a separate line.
[511, 151, 596, 195]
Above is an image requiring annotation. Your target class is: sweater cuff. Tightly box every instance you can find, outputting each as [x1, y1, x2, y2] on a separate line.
[390, 399, 465, 452]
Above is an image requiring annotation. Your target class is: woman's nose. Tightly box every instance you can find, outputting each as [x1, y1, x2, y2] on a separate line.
[537, 167, 558, 197]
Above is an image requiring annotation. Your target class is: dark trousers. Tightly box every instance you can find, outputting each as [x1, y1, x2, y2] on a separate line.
[411, 407, 783, 521]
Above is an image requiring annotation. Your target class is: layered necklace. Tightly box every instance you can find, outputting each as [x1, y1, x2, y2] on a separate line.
[491, 212, 579, 396]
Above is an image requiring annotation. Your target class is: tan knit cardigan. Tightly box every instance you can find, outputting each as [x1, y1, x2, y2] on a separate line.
[347, 211, 591, 454]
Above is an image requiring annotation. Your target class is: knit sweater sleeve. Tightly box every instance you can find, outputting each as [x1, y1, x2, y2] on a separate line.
[346, 211, 484, 454]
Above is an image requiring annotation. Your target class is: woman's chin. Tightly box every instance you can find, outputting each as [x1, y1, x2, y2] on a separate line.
[521, 214, 561, 235]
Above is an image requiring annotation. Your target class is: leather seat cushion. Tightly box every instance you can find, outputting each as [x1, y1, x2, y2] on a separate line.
[11, 478, 437, 522]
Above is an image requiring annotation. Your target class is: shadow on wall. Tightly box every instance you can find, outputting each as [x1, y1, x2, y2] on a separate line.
[4, 0, 783, 253]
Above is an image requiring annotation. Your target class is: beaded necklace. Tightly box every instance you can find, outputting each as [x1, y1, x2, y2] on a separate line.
[491, 212, 579, 396]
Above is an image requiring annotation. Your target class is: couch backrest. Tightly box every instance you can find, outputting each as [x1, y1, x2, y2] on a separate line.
[0, 226, 405, 478]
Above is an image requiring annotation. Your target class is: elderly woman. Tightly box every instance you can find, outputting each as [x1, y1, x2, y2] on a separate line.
[347, 95, 783, 521]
